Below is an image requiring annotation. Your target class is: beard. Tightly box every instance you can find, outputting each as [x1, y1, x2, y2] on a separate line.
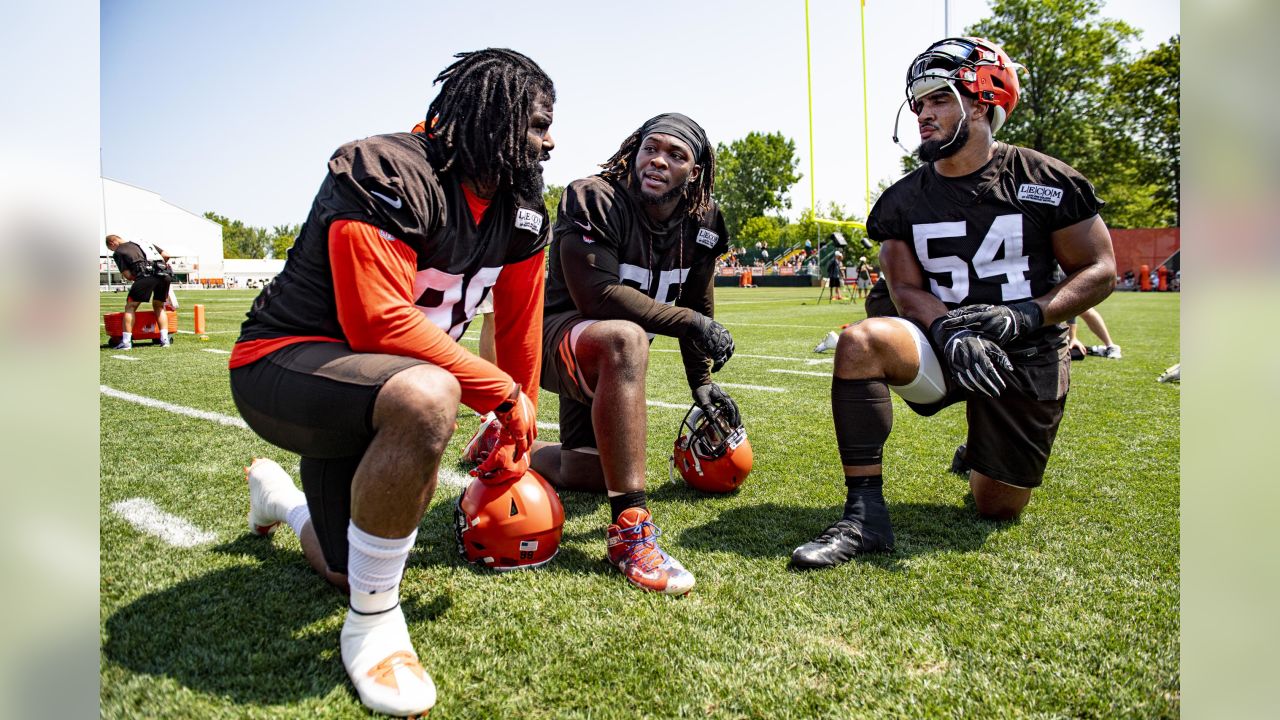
[513, 151, 550, 206]
[916, 117, 970, 163]
[637, 176, 689, 207]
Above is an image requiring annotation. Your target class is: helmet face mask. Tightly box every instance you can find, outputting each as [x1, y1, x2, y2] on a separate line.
[671, 406, 753, 493]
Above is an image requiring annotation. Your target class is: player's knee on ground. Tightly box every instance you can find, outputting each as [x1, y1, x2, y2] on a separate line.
[969, 472, 1031, 520]
[586, 322, 650, 382]
[374, 365, 461, 452]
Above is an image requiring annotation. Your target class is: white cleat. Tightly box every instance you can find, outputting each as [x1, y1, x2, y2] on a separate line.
[245, 458, 304, 536]
[341, 606, 437, 717]
[814, 330, 839, 353]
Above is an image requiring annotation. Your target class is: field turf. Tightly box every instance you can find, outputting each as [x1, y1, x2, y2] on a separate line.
[99, 288, 1179, 719]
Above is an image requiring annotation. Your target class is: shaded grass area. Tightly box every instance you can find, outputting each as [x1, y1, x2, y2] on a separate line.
[100, 289, 1179, 718]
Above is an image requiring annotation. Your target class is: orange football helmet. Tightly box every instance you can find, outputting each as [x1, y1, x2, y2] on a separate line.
[454, 469, 564, 570]
[671, 406, 753, 493]
[906, 37, 1022, 135]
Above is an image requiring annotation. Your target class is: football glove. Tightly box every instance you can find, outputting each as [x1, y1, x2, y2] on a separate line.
[471, 442, 530, 485]
[939, 301, 1043, 346]
[471, 384, 536, 484]
[929, 318, 1013, 398]
[692, 382, 741, 428]
[687, 314, 735, 372]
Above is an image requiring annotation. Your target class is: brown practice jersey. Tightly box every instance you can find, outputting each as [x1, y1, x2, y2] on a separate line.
[867, 142, 1103, 357]
[240, 132, 548, 343]
[544, 175, 729, 389]
[232, 132, 550, 412]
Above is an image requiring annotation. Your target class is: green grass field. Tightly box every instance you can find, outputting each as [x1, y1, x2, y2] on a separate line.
[99, 288, 1179, 719]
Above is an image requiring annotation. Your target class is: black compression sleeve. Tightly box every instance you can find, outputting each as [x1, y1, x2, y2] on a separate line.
[559, 228, 699, 336]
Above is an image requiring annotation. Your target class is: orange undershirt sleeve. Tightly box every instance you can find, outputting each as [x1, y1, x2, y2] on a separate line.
[491, 250, 546, 408]
[327, 219, 514, 413]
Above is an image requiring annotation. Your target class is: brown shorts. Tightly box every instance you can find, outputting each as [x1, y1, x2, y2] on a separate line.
[230, 341, 426, 572]
[540, 311, 604, 451]
[905, 326, 1071, 489]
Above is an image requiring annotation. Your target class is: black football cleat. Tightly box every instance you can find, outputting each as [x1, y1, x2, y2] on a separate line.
[949, 444, 969, 476]
[790, 496, 894, 570]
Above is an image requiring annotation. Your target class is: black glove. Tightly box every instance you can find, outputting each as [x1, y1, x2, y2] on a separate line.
[939, 301, 1043, 346]
[687, 314, 735, 372]
[692, 382, 741, 428]
[929, 318, 1013, 398]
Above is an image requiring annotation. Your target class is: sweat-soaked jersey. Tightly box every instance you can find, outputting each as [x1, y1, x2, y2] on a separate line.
[867, 142, 1103, 358]
[233, 132, 550, 412]
[544, 175, 729, 389]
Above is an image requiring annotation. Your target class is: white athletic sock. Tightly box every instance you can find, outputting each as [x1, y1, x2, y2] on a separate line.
[347, 522, 416, 615]
[285, 503, 311, 538]
[160, 329, 169, 341]
[121, 332, 132, 343]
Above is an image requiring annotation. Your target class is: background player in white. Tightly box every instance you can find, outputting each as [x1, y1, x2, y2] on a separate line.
[792, 37, 1116, 569]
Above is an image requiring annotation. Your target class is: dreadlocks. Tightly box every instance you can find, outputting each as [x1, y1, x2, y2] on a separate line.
[424, 49, 554, 194]
[599, 127, 717, 221]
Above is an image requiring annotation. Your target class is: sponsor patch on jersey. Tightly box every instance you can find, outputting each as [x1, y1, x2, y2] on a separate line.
[695, 227, 719, 248]
[515, 207, 543, 234]
[1017, 183, 1064, 206]
[377, 229, 399, 243]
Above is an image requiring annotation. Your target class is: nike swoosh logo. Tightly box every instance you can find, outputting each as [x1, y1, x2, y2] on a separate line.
[574, 219, 591, 232]
[370, 190, 403, 209]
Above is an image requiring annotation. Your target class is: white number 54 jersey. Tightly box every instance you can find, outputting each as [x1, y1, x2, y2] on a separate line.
[867, 142, 1104, 355]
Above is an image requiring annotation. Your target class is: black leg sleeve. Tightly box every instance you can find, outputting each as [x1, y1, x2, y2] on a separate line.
[831, 378, 893, 467]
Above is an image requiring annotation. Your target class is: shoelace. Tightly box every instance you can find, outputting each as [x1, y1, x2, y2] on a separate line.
[618, 522, 666, 572]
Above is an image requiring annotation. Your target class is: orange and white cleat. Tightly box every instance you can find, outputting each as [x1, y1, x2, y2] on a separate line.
[341, 605, 437, 716]
[605, 507, 696, 596]
[461, 413, 503, 464]
[245, 458, 304, 536]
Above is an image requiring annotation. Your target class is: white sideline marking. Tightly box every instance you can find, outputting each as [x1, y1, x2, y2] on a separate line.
[201, 348, 231, 355]
[100, 385, 249, 429]
[111, 498, 217, 547]
[536, 421, 559, 431]
[719, 382, 786, 393]
[768, 369, 831, 378]
[178, 329, 238, 335]
[111, 355, 140, 362]
[647, 400, 689, 409]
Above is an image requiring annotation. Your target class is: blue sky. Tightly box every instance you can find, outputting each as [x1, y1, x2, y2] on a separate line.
[101, 0, 1179, 229]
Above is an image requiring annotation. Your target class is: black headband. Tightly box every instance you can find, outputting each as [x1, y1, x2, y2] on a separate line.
[637, 113, 708, 162]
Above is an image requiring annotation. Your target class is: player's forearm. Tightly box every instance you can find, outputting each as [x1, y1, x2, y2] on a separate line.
[1037, 259, 1115, 325]
[888, 282, 949, 328]
[580, 282, 698, 336]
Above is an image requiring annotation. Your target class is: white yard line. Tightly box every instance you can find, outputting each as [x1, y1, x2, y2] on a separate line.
[536, 421, 559, 431]
[438, 468, 473, 489]
[100, 385, 249, 429]
[719, 382, 786, 393]
[110, 498, 217, 547]
[201, 348, 231, 355]
[647, 400, 689, 409]
[768, 369, 831, 378]
[110, 355, 140, 362]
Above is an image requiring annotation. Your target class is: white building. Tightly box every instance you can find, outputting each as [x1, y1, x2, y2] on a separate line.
[99, 177, 224, 286]
[223, 258, 286, 288]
